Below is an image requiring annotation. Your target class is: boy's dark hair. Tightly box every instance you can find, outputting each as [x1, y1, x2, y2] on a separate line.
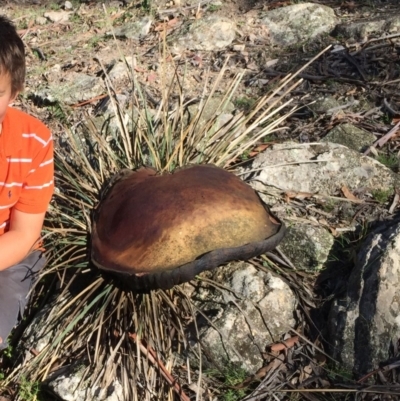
[0, 15, 25, 95]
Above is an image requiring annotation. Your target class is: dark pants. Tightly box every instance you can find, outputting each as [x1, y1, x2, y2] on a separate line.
[0, 251, 46, 350]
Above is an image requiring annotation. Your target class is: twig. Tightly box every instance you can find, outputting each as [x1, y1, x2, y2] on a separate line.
[128, 333, 191, 401]
[290, 329, 339, 364]
[335, 227, 356, 233]
[383, 98, 400, 116]
[71, 94, 110, 108]
[351, 32, 400, 54]
[364, 120, 400, 155]
[263, 70, 366, 86]
[389, 190, 400, 214]
[380, 78, 400, 86]
[341, 51, 368, 81]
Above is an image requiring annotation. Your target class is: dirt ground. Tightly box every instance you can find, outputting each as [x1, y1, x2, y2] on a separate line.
[0, 0, 398, 151]
[0, 1, 397, 129]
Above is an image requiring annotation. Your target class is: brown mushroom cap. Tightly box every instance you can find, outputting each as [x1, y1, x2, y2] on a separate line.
[91, 164, 285, 289]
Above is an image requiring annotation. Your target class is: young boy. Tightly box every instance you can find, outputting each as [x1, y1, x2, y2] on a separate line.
[0, 15, 54, 350]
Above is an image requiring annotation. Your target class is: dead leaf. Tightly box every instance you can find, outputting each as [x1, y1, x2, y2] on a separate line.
[246, 62, 258, 71]
[154, 17, 179, 32]
[191, 54, 203, 68]
[285, 191, 315, 201]
[341, 185, 363, 203]
[134, 66, 146, 73]
[269, 336, 299, 352]
[147, 72, 158, 83]
[249, 143, 270, 157]
[233, 354, 285, 389]
[194, 8, 203, 19]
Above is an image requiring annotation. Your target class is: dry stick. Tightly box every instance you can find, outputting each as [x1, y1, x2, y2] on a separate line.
[351, 32, 400, 55]
[71, 94, 110, 108]
[380, 77, 400, 86]
[290, 329, 339, 364]
[341, 52, 367, 81]
[357, 360, 400, 384]
[383, 98, 400, 116]
[364, 120, 400, 155]
[389, 190, 400, 214]
[128, 333, 191, 401]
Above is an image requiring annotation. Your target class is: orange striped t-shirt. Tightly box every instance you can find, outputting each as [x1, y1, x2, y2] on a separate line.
[0, 106, 54, 235]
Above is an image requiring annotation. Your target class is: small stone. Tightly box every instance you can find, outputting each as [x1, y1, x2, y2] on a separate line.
[279, 223, 334, 271]
[64, 1, 73, 10]
[108, 57, 133, 81]
[331, 44, 346, 53]
[265, 59, 278, 68]
[322, 123, 376, 153]
[233, 44, 245, 51]
[111, 17, 152, 40]
[35, 16, 47, 25]
[309, 96, 341, 114]
[44, 10, 71, 23]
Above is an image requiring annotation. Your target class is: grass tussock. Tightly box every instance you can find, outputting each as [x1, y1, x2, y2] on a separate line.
[2, 45, 330, 400]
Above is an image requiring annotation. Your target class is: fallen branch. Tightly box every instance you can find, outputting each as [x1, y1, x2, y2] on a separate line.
[364, 120, 400, 155]
[128, 332, 191, 401]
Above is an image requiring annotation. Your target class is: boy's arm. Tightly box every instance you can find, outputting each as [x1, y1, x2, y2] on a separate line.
[0, 209, 45, 271]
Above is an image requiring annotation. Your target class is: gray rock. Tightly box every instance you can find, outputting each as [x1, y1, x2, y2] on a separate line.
[19, 297, 65, 365]
[261, 3, 338, 46]
[329, 218, 400, 376]
[35, 16, 47, 25]
[243, 142, 398, 197]
[187, 97, 235, 137]
[36, 72, 104, 105]
[279, 223, 334, 271]
[111, 17, 152, 40]
[96, 94, 129, 117]
[334, 15, 400, 39]
[172, 15, 236, 52]
[19, 295, 123, 401]
[309, 96, 341, 114]
[48, 368, 123, 401]
[191, 262, 296, 371]
[108, 58, 134, 81]
[322, 123, 376, 152]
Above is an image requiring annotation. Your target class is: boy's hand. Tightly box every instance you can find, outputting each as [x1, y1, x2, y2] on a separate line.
[0, 209, 45, 271]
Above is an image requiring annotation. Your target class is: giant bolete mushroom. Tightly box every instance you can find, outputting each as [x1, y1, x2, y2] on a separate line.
[91, 164, 285, 290]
